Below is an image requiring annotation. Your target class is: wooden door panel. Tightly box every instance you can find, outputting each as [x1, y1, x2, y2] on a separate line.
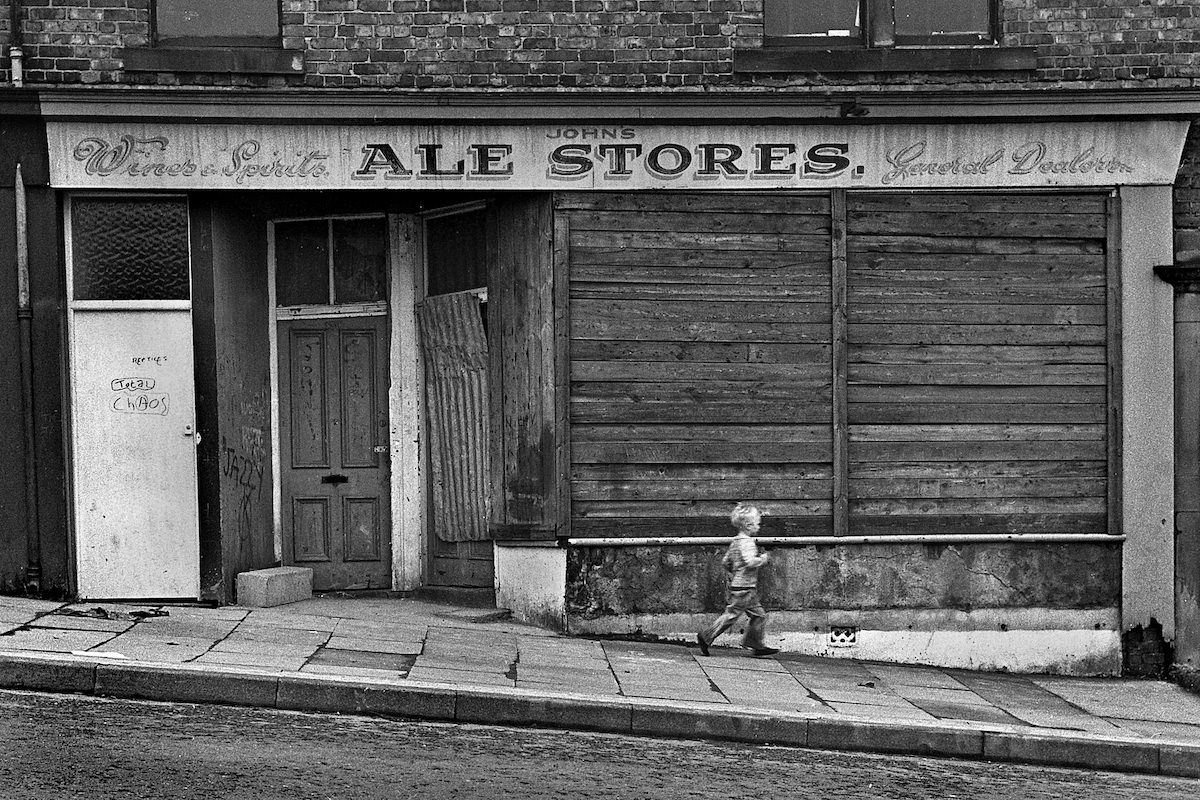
[339, 329, 379, 468]
[344, 497, 383, 561]
[288, 331, 330, 468]
[292, 497, 332, 562]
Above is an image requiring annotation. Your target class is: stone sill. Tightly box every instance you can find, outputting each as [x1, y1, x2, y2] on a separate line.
[734, 46, 1038, 74]
[119, 48, 303, 75]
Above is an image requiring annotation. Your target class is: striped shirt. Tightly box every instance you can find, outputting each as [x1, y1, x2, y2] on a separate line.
[722, 532, 768, 588]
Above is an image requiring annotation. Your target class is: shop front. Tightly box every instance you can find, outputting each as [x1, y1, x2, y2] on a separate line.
[42, 111, 1187, 673]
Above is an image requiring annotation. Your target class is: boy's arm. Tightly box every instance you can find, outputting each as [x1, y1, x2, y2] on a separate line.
[739, 537, 768, 568]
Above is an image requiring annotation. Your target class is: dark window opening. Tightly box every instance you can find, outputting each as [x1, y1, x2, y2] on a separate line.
[764, 0, 994, 48]
[275, 217, 388, 307]
[154, 0, 281, 48]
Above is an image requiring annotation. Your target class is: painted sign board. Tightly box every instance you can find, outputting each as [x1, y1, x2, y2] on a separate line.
[46, 120, 1188, 190]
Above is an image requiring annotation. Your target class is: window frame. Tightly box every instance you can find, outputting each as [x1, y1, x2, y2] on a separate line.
[762, 0, 998, 50]
[151, 0, 284, 49]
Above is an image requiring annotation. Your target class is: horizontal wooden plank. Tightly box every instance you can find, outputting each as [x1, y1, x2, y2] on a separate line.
[848, 385, 1105, 404]
[846, 193, 1108, 216]
[571, 283, 830, 303]
[573, 499, 833, 518]
[847, 210, 1106, 239]
[848, 477, 1106, 499]
[570, 210, 830, 236]
[848, 403, 1107, 424]
[849, 344, 1106, 365]
[848, 323, 1106, 346]
[572, 441, 833, 463]
[849, 424, 1105, 442]
[572, 401, 832, 424]
[572, 380, 832, 402]
[850, 441, 1104, 461]
[573, 229, 832, 253]
[569, 516, 834, 538]
[848, 303, 1104, 326]
[571, 463, 834, 480]
[557, 192, 832, 215]
[849, 267, 1105, 288]
[848, 285, 1105, 305]
[571, 265, 831, 289]
[847, 363, 1106, 386]
[571, 478, 834, 501]
[849, 235, 1104, 256]
[570, 340, 832, 364]
[849, 496, 1105, 515]
[572, 247, 832, 270]
[572, 361, 830, 383]
[574, 298, 830, 325]
[572, 423, 831, 443]
[848, 513, 1107, 535]
[572, 318, 832, 344]
[849, 252, 1105, 271]
[850, 460, 1106, 479]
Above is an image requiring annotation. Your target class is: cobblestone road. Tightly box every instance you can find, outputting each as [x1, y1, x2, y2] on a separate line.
[0, 690, 1194, 800]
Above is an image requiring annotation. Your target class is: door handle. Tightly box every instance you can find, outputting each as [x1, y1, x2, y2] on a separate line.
[321, 474, 349, 485]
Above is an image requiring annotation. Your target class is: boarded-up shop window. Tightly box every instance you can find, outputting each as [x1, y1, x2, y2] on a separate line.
[845, 193, 1109, 536]
[564, 193, 834, 538]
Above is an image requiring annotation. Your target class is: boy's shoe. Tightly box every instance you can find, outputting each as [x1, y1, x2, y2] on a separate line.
[696, 633, 710, 656]
[750, 646, 780, 657]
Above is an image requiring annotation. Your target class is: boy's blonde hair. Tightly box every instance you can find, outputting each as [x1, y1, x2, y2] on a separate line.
[730, 502, 761, 531]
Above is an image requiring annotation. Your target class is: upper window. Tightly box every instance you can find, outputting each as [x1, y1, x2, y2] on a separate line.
[154, 0, 281, 48]
[765, 0, 994, 47]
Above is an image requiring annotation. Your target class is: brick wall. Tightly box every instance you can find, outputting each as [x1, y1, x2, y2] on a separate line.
[3, 1, 1200, 89]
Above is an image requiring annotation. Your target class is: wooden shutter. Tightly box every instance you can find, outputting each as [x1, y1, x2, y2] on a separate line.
[563, 192, 834, 538]
[845, 192, 1111, 536]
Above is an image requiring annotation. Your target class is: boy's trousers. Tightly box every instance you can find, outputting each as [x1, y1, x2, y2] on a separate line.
[701, 587, 767, 649]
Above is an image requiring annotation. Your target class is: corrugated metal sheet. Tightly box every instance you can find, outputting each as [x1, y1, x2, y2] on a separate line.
[417, 292, 491, 542]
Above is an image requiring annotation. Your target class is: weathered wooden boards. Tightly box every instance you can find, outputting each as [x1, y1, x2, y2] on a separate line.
[560, 190, 1112, 540]
[562, 192, 833, 537]
[846, 192, 1110, 536]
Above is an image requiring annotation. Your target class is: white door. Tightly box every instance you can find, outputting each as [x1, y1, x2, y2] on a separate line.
[68, 195, 200, 600]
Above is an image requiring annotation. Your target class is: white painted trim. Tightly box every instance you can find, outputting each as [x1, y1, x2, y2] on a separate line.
[276, 302, 387, 320]
[1118, 185, 1176, 638]
[566, 534, 1127, 547]
[390, 214, 425, 592]
[69, 300, 192, 311]
[266, 222, 282, 563]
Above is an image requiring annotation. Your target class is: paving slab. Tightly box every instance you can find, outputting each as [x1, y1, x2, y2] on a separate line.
[406, 665, 514, 687]
[27, 615, 135, 634]
[0, 598, 64, 614]
[308, 648, 414, 672]
[193, 651, 309, 671]
[825, 701, 938, 722]
[0, 628, 116, 652]
[909, 699, 1028, 726]
[1034, 677, 1200, 725]
[300, 664, 408, 680]
[211, 638, 319, 658]
[1105, 718, 1200, 743]
[326, 635, 423, 655]
[226, 625, 331, 646]
[867, 664, 971, 690]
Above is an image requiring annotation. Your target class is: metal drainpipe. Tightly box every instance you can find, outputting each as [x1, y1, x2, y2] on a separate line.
[15, 163, 40, 592]
[8, 0, 22, 88]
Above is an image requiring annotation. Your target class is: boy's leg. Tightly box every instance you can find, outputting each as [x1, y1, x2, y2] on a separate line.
[699, 589, 754, 647]
[739, 591, 768, 650]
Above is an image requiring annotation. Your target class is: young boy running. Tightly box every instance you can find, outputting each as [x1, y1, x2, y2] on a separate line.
[696, 502, 780, 657]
